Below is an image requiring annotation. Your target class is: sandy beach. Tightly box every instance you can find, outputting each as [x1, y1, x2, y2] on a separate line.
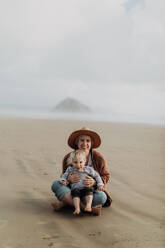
[0, 118, 164, 248]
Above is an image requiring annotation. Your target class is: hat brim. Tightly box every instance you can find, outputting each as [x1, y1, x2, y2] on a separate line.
[68, 129, 101, 149]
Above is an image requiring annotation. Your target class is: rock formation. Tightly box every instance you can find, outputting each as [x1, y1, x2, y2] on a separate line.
[53, 98, 91, 113]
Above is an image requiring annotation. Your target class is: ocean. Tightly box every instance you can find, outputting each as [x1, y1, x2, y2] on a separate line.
[0, 105, 164, 126]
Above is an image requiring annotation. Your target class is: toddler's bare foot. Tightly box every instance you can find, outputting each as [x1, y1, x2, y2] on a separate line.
[91, 205, 102, 216]
[51, 201, 65, 211]
[73, 209, 81, 215]
[84, 206, 92, 212]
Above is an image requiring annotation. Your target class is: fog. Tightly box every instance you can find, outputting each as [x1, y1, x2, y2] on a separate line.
[0, 0, 165, 124]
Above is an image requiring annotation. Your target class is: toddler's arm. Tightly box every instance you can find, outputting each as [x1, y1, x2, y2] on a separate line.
[97, 185, 104, 191]
[60, 166, 72, 182]
[92, 169, 104, 189]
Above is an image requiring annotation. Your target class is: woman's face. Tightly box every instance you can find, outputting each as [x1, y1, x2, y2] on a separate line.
[76, 135, 92, 153]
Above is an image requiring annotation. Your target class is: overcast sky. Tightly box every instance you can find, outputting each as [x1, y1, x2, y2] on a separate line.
[0, 0, 164, 113]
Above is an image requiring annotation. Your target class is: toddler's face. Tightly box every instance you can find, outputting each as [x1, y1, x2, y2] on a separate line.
[72, 155, 86, 170]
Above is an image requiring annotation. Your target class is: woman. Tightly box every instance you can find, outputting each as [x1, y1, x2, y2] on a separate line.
[51, 127, 112, 215]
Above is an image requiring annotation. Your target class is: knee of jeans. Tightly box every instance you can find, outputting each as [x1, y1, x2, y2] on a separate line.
[93, 191, 107, 206]
[51, 180, 61, 193]
[101, 192, 107, 205]
[98, 191, 107, 205]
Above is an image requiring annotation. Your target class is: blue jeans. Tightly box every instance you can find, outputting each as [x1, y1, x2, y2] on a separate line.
[51, 180, 107, 207]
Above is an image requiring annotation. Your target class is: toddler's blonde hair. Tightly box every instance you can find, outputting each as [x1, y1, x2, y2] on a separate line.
[67, 149, 86, 165]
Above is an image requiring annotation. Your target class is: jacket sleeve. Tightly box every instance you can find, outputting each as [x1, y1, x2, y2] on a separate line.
[62, 152, 71, 174]
[92, 150, 110, 185]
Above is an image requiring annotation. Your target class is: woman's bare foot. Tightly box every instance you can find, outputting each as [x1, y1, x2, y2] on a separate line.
[84, 206, 92, 212]
[91, 205, 102, 216]
[73, 209, 81, 215]
[51, 201, 65, 211]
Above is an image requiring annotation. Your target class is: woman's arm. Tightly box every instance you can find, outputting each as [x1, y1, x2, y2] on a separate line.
[62, 153, 71, 173]
[92, 150, 110, 185]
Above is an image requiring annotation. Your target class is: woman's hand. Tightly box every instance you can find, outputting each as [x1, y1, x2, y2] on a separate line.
[60, 180, 69, 185]
[83, 176, 96, 187]
[68, 173, 81, 183]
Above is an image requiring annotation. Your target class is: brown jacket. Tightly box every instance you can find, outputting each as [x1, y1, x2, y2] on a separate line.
[62, 149, 112, 207]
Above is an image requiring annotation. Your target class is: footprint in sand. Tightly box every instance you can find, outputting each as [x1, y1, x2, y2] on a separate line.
[88, 231, 101, 236]
[48, 242, 54, 247]
[0, 220, 8, 229]
[42, 234, 60, 240]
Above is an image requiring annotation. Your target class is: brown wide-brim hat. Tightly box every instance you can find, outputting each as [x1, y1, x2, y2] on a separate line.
[68, 127, 101, 149]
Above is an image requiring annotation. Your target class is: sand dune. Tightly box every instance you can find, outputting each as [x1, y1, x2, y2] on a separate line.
[0, 119, 164, 248]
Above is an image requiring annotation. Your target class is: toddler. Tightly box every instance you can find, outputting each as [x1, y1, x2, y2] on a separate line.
[60, 149, 104, 215]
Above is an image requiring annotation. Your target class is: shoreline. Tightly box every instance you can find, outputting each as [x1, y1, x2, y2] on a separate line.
[0, 115, 165, 127]
[0, 108, 164, 127]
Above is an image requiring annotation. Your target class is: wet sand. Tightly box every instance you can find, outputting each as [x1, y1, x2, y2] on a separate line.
[0, 118, 165, 248]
